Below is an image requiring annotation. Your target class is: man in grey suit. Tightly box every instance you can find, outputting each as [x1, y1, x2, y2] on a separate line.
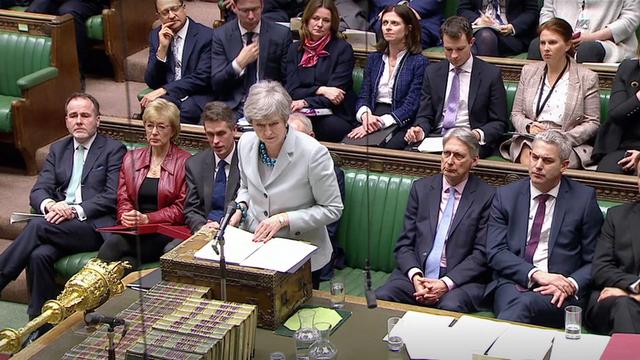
[183, 102, 240, 233]
[375, 128, 495, 312]
[210, 0, 291, 118]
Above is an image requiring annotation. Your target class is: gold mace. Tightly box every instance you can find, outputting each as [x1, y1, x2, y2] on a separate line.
[0, 258, 130, 353]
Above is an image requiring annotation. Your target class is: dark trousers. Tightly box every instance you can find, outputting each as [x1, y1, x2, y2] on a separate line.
[585, 290, 640, 335]
[0, 217, 103, 317]
[97, 233, 172, 271]
[493, 282, 581, 328]
[473, 28, 528, 57]
[27, 0, 104, 73]
[313, 114, 354, 143]
[375, 269, 487, 313]
[596, 150, 631, 174]
[162, 93, 213, 125]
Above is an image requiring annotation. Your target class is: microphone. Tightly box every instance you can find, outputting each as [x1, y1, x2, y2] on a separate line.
[212, 201, 237, 254]
[364, 261, 377, 309]
[85, 312, 126, 327]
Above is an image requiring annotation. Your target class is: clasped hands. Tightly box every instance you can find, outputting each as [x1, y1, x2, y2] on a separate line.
[412, 275, 448, 305]
[347, 113, 384, 139]
[120, 210, 149, 227]
[473, 15, 514, 35]
[530, 271, 577, 308]
[45, 201, 75, 224]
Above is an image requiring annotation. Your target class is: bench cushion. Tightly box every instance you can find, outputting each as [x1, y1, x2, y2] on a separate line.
[0, 95, 19, 133]
[86, 14, 104, 41]
[0, 32, 51, 97]
[54, 250, 159, 283]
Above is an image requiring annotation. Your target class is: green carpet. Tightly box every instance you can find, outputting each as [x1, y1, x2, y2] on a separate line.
[0, 300, 28, 329]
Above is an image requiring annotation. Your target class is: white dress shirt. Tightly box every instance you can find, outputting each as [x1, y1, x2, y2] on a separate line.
[40, 133, 97, 221]
[526, 182, 579, 293]
[533, 69, 569, 126]
[214, 144, 236, 180]
[407, 176, 469, 290]
[157, 18, 190, 76]
[231, 21, 261, 79]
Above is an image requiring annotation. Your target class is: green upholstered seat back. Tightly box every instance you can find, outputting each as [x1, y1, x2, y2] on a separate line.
[443, 0, 459, 18]
[337, 169, 416, 273]
[0, 32, 51, 97]
[352, 66, 363, 95]
[86, 14, 104, 41]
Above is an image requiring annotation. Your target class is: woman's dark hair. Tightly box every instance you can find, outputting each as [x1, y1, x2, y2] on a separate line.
[375, 5, 422, 54]
[538, 18, 576, 57]
[299, 0, 340, 45]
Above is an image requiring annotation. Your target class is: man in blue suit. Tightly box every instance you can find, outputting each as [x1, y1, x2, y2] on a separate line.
[0, 93, 126, 341]
[376, 128, 495, 313]
[486, 130, 603, 328]
[142, 0, 214, 124]
[404, 16, 507, 158]
[210, 0, 291, 118]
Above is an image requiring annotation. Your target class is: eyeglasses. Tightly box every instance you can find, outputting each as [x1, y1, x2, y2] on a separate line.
[158, 3, 184, 17]
[144, 122, 171, 132]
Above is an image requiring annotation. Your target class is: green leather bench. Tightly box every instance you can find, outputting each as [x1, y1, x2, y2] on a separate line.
[11, 0, 156, 82]
[0, 10, 80, 174]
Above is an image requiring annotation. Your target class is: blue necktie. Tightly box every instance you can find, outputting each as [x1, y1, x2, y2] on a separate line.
[424, 188, 457, 279]
[208, 160, 227, 222]
[491, 0, 505, 25]
[64, 145, 85, 204]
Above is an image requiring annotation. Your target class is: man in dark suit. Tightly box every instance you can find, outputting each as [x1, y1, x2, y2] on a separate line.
[404, 16, 508, 158]
[487, 130, 603, 328]
[26, 0, 107, 82]
[210, 0, 291, 118]
[585, 164, 640, 334]
[184, 102, 240, 233]
[142, 0, 214, 124]
[0, 93, 126, 339]
[376, 128, 495, 313]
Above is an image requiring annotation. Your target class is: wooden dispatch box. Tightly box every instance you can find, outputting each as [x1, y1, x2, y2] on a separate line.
[160, 231, 313, 330]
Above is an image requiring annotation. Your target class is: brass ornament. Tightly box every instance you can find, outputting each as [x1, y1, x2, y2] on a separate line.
[0, 258, 130, 353]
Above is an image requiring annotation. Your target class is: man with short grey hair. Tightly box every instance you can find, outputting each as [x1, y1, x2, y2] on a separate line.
[376, 127, 495, 312]
[486, 129, 603, 328]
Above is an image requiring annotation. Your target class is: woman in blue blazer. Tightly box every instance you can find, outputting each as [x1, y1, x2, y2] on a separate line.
[286, 0, 357, 142]
[347, 4, 428, 149]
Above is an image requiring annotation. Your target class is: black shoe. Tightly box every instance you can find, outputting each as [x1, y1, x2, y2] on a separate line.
[21, 323, 52, 348]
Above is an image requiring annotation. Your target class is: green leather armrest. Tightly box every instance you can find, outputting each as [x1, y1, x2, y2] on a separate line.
[137, 87, 153, 101]
[16, 67, 59, 90]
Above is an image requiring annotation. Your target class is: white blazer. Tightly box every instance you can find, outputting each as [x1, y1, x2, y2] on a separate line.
[235, 127, 343, 271]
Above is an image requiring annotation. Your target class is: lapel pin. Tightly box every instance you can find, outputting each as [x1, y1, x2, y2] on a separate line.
[631, 81, 639, 88]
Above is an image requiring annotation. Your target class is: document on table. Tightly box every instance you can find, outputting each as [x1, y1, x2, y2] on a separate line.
[550, 333, 610, 360]
[417, 136, 444, 153]
[193, 226, 317, 272]
[486, 324, 556, 360]
[10, 212, 43, 224]
[383, 311, 456, 359]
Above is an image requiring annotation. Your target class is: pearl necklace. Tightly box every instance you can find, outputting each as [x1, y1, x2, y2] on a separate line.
[259, 142, 277, 167]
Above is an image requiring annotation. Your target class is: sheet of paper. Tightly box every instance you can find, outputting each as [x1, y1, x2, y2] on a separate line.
[418, 136, 444, 153]
[10, 212, 44, 224]
[487, 323, 556, 360]
[240, 237, 316, 272]
[383, 311, 456, 359]
[437, 316, 511, 359]
[550, 333, 610, 360]
[193, 226, 263, 264]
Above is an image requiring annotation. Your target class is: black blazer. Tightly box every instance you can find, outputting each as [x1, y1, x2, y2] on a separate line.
[145, 18, 214, 106]
[592, 59, 640, 161]
[413, 57, 508, 158]
[394, 174, 495, 287]
[457, 0, 539, 45]
[30, 134, 126, 234]
[592, 202, 640, 290]
[183, 149, 240, 233]
[210, 20, 291, 112]
[285, 37, 357, 125]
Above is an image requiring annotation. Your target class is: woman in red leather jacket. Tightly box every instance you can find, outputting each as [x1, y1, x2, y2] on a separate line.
[97, 98, 191, 269]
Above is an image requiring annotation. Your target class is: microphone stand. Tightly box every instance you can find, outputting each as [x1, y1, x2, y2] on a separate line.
[212, 202, 236, 302]
[106, 325, 116, 360]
